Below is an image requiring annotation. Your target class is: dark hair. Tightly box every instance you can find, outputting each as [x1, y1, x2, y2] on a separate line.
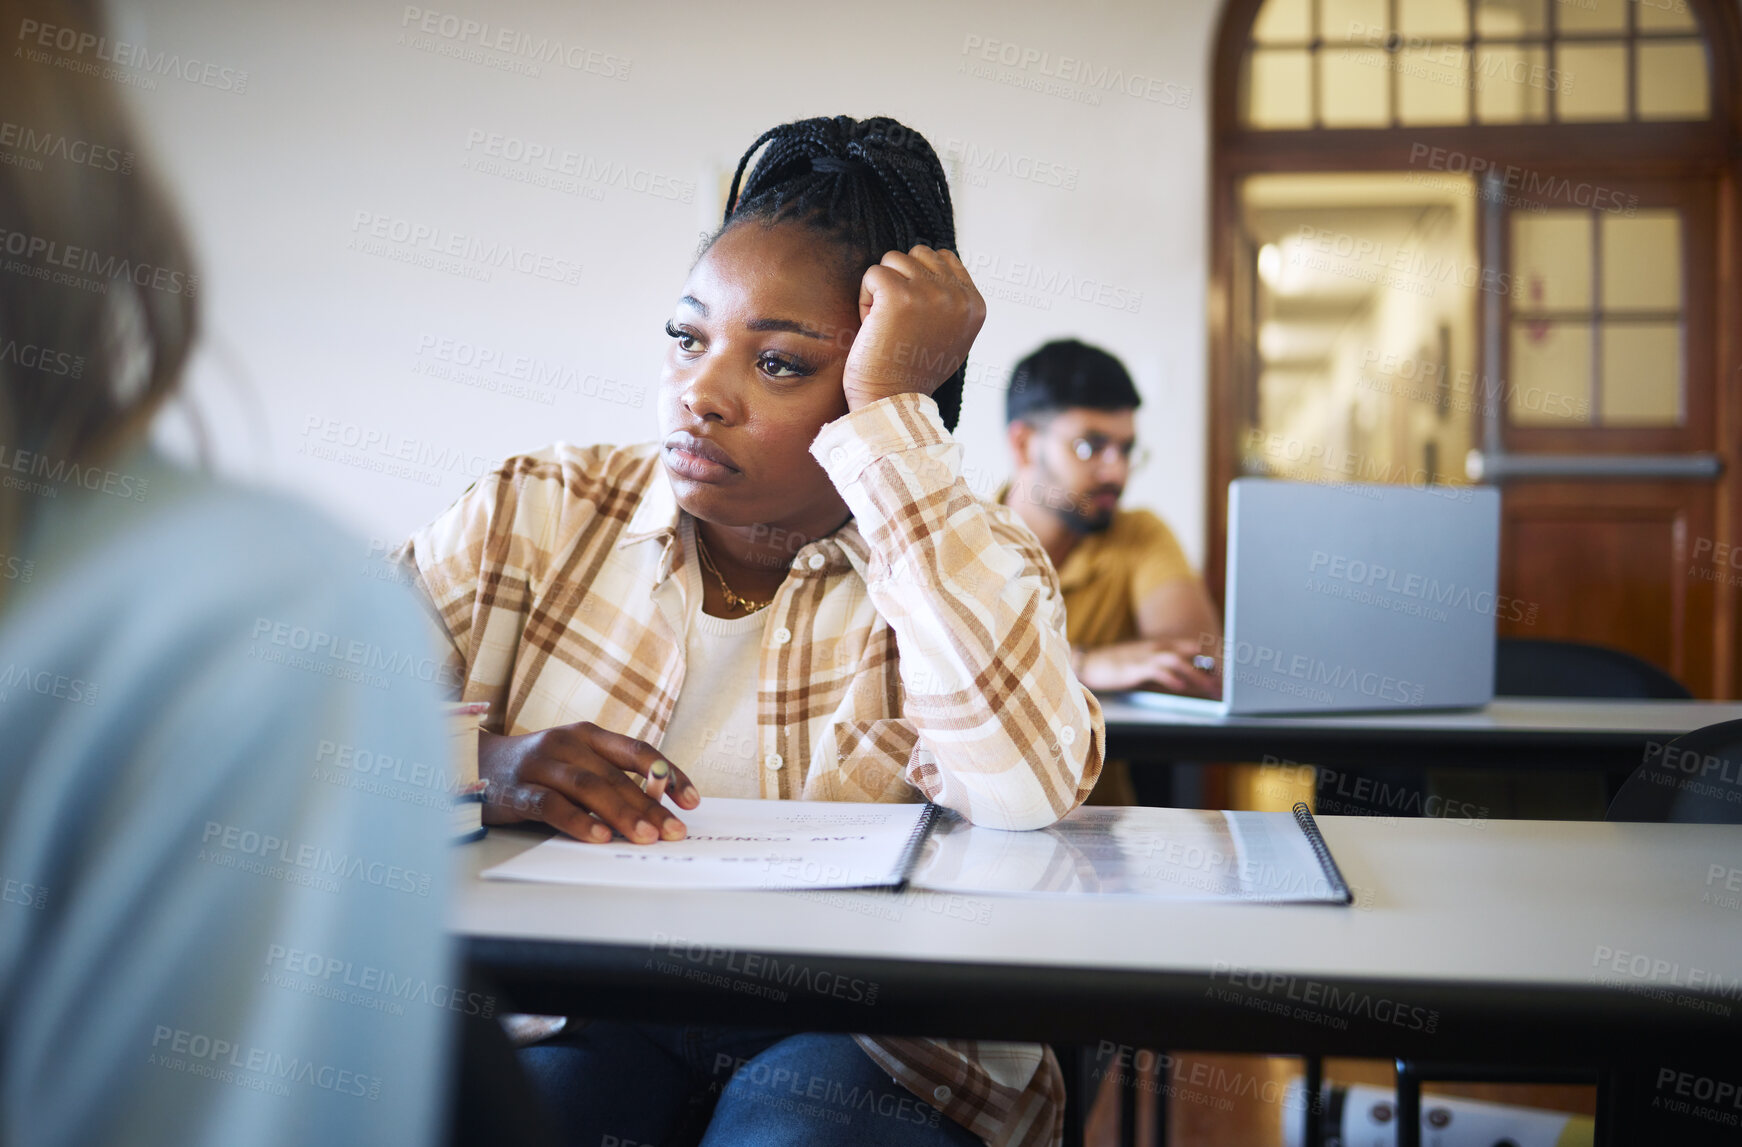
[715, 115, 964, 432]
[1005, 339, 1140, 425]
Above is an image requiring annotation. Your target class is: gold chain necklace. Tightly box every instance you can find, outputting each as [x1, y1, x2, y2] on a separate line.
[694, 528, 774, 615]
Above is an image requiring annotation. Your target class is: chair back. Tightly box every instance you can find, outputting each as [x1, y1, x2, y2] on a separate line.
[1607, 717, 1742, 824]
[1495, 638, 1690, 700]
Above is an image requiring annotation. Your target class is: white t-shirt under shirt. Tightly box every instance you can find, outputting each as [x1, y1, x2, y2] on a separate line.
[657, 517, 768, 799]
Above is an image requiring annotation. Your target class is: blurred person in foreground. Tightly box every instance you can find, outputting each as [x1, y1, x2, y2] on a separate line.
[1000, 340, 1220, 805]
[0, 2, 457, 1144]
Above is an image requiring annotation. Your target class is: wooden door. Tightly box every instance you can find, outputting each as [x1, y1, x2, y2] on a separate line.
[1484, 177, 1722, 695]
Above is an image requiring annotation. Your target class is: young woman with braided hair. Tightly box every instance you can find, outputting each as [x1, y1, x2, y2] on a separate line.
[400, 114, 1105, 1146]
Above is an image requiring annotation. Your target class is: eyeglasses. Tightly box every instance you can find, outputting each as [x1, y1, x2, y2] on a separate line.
[1064, 434, 1150, 471]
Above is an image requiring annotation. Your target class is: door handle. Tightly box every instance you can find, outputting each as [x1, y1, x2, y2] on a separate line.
[1466, 450, 1723, 481]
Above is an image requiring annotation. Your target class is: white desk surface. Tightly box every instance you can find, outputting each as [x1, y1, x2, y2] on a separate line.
[1097, 695, 1742, 735]
[455, 816, 1742, 994]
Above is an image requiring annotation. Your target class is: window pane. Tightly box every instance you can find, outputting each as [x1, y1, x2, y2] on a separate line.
[1637, 0, 1698, 34]
[1252, 0, 1312, 43]
[1322, 0, 1387, 44]
[1476, 46, 1552, 122]
[1511, 321, 1593, 425]
[1245, 50, 1314, 128]
[1399, 47, 1470, 124]
[1637, 41, 1710, 120]
[1601, 212, 1682, 311]
[1559, 0, 1627, 35]
[1556, 43, 1629, 121]
[1320, 48, 1391, 126]
[1398, 0, 1469, 40]
[1600, 322, 1682, 424]
[1476, 0, 1547, 38]
[1513, 212, 1593, 312]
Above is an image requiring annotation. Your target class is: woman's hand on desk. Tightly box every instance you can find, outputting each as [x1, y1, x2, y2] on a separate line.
[478, 723, 699, 844]
[1076, 639, 1223, 699]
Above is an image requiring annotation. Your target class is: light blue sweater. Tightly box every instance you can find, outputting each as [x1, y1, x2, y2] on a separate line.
[0, 448, 455, 1147]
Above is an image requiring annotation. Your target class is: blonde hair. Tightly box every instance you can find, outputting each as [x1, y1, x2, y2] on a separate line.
[0, 0, 198, 599]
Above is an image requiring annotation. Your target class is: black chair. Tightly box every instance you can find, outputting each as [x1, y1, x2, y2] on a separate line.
[1392, 716, 1742, 1147]
[1607, 717, 1742, 824]
[1428, 639, 1693, 820]
[1307, 642, 1688, 822]
[1495, 637, 1691, 700]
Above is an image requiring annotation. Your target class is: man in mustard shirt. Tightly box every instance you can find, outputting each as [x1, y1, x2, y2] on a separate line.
[1000, 339, 1221, 804]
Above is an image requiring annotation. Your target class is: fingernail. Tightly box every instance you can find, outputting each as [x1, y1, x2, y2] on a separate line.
[590, 823, 611, 842]
[662, 820, 686, 841]
[634, 820, 656, 842]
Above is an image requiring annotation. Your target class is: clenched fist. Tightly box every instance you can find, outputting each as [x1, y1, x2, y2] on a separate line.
[842, 245, 986, 413]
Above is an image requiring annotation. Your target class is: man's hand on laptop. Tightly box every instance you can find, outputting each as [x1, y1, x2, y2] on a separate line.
[1077, 638, 1223, 698]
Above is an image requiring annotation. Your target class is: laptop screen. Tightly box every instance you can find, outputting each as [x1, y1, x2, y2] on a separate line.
[1218, 478, 1500, 715]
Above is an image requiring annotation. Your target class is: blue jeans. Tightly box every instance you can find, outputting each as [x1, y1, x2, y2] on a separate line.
[519, 1021, 983, 1147]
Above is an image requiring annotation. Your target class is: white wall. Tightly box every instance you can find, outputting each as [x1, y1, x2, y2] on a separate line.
[113, 0, 1219, 566]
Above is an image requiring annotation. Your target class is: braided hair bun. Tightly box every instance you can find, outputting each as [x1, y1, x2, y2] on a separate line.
[716, 115, 965, 432]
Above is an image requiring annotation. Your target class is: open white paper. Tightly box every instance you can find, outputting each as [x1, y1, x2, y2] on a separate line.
[480, 798, 932, 892]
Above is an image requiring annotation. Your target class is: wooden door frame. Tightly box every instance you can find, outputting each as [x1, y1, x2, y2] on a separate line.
[1206, 0, 1742, 696]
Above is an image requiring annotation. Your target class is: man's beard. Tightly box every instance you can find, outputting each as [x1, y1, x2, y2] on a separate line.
[1035, 460, 1119, 534]
[1054, 499, 1116, 535]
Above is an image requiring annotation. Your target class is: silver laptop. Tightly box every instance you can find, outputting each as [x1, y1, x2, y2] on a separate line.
[1129, 478, 1500, 717]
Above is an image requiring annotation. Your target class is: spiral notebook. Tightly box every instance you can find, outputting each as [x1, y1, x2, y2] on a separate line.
[479, 798, 1351, 905]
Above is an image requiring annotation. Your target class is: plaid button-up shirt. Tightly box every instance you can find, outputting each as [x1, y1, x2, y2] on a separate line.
[399, 393, 1105, 1147]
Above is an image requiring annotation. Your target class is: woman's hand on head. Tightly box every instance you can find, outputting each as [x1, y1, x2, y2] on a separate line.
[842, 245, 986, 414]
[478, 722, 700, 843]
